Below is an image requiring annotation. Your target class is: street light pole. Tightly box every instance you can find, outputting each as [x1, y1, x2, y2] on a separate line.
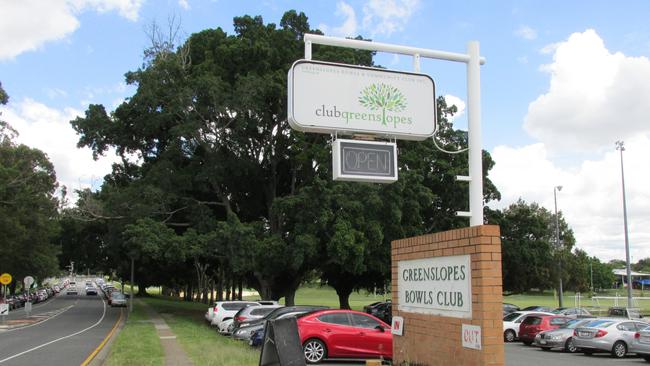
[616, 140, 633, 307]
[554, 185, 563, 307]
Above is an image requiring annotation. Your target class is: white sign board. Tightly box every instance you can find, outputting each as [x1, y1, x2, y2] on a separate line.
[288, 60, 436, 141]
[398, 255, 472, 318]
[462, 324, 482, 350]
[391, 316, 404, 336]
[24, 276, 34, 287]
[0, 303, 8, 316]
[332, 139, 397, 183]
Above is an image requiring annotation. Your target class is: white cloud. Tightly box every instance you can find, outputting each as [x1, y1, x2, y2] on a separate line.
[178, 0, 189, 10]
[0, 99, 121, 202]
[489, 136, 650, 261]
[515, 25, 537, 40]
[443, 95, 465, 124]
[524, 29, 650, 152]
[319, 1, 358, 37]
[0, 0, 144, 60]
[362, 0, 420, 36]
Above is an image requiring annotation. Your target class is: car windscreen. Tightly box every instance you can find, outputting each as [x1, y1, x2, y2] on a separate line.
[583, 320, 614, 328]
[113, 294, 125, 299]
[561, 319, 590, 329]
[223, 302, 256, 311]
[251, 308, 276, 316]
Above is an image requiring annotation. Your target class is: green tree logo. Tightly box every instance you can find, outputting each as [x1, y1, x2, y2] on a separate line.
[358, 83, 407, 126]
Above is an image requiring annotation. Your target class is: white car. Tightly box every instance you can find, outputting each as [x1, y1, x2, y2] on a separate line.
[503, 311, 553, 342]
[218, 318, 235, 334]
[207, 300, 278, 328]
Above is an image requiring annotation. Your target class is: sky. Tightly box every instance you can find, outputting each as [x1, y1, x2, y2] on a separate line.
[1, 0, 649, 262]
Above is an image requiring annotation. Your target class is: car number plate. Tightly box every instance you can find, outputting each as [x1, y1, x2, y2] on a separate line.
[539, 340, 547, 345]
[579, 332, 590, 337]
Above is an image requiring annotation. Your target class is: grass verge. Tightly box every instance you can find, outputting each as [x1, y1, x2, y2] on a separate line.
[105, 302, 164, 366]
[142, 297, 259, 366]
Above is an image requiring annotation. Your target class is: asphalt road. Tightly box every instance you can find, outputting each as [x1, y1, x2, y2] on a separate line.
[0, 288, 122, 366]
[505, 342, 650, 365]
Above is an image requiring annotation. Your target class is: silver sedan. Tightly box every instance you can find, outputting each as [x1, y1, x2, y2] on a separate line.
[629, 325, 650, 362]
[534, 318, 594, 352]
[573, 318, 648, 358]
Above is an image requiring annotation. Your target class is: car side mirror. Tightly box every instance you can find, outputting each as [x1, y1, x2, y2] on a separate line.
[375, 325, 385, 332]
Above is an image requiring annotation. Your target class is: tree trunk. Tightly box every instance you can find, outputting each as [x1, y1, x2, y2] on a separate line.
[336, 287, 353, 310]
[137, 282, 147, 296]
[225, 277, 231, 301]
[231, 280, 237, 300]
[217, 269, 224, 301]
[209, 280, 214, 304]
[238, 280, 243, 300]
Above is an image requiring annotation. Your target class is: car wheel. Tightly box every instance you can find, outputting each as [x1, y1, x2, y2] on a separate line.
[504, 330, 516, 343]
[564, 337, 577, 353]
[611, 341, 627, 358]
[303, 338, 327, 364]
[522, 340, 532, 346]
[643, 355, 650, 362]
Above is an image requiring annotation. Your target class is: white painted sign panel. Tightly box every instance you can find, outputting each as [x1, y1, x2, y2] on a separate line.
[288, 60, 436, 141]
[462, 324, 482, 350]
[0, 303, 8, 316]
[391, 316, 404, 336]
[398, 255, 472, 318]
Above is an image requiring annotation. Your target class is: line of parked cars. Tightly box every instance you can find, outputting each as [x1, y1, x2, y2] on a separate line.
[205, 300, 393, 363]
[503, 303, 650, 360]
[2, 284, 63, 310]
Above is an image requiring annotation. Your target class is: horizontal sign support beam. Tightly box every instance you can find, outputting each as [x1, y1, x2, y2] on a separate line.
[304, 34, 485, 65]
[456, 175, 471, 182]
[456, 211, 472, 217]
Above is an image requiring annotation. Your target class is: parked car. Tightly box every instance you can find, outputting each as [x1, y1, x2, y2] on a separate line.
[297, 309, 392, 363]
[521, 305, 554, 312]
[630, 325, 650, 362]
[250, 327, 264, 347]
[607, 307, 643, 319]
[363, 301, 392, 325]
[534, 318, 595, 352]
[218, 318, 235, 335]
[233, 305, 328, 342]
[230, 305, 282, 334]
[503, 311, 553, 342]
[518, 314, 571, 345]
[551, 307, 593, 318]
[573, 318, 649, 358]
[206, 301, 274, 328]
[67, 284, 78, 295]
[503, 303, 520, 316]
[110, 292, 127, 307]
[86, 286, 98, 296]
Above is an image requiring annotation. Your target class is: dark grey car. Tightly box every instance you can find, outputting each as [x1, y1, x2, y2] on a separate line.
[232, 305, 327, 341]
[534, 318, 594, 352]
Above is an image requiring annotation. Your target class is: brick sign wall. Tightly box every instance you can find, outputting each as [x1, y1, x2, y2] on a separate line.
[391, 225, 504, 366]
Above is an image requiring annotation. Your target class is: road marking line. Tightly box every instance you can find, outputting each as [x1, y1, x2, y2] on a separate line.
[0, 303, 77, 334]
[79, 307, 123, 366]
[159, 336, 177, 339]
[0, 298, 106, 364]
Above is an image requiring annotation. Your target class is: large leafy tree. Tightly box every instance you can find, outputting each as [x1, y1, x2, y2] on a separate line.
[490, 200, 575, 294]
[1, 85, 61, 289]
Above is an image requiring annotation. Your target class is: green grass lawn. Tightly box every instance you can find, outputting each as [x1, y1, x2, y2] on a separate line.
[105, 302, 164, 366]
[142, 297, 259, 366]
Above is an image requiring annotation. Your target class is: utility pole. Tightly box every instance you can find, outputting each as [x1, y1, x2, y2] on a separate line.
[554, 185, 564, 307]
[616, 140, 633, 307]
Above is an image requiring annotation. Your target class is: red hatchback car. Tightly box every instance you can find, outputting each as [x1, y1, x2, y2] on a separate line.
[296, 309, 392, 363]
[519, 315, 570, 345]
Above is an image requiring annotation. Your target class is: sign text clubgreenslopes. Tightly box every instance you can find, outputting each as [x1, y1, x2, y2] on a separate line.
[398, 255, 472, 318]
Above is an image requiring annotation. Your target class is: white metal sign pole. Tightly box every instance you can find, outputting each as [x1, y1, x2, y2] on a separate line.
[301, 34, 485, 226]
[467, 41, 483, 226]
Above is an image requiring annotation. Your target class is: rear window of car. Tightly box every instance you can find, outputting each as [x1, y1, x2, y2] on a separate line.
[550, 317, 568, 325]
[223, 302, 256, 310]
[522, 316, 541, 325]
[584, 320, 614, 328]
[318, 313, 351, 326]
[251, 308, 276, 316]
[503, 312, 521, 321]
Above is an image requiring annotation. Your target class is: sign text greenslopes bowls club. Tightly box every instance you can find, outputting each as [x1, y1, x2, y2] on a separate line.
[288, 60, 436, 141]
[398, 255, 472, 318]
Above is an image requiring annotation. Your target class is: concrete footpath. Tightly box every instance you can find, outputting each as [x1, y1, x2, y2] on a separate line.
[139, 300, 194, 366]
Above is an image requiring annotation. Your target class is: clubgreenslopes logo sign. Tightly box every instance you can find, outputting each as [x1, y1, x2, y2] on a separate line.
[358, 83, 409, 127]
[288, 60, 436, 141]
